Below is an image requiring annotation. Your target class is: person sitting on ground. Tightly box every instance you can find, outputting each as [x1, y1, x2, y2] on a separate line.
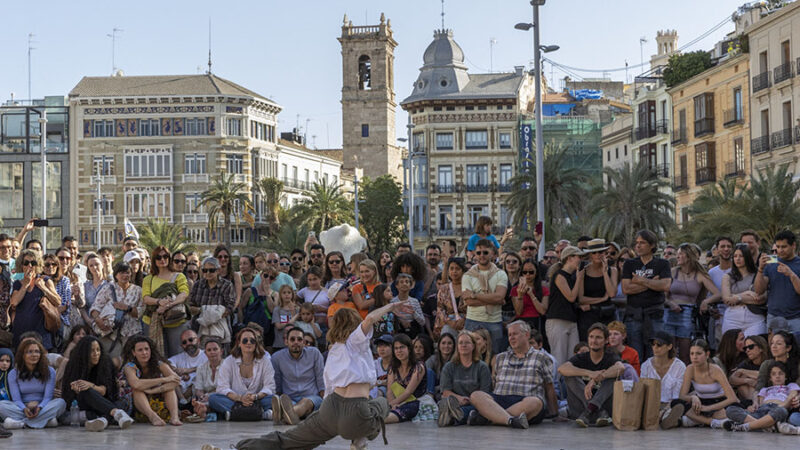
[607, 321, 641, 376]
[730, 335, 769, 403]
[60, 335, 134, 431]
[270, 327, 325, 426]
[121, 335, 182, 426]
[0, 338, 66, 430]
[711, 329, 746, 377]
[385, 333, 427, 423]
[0, 348, 11, 439]
[372, 334, 393, 398]
[724, 360, 800, 434]
[168, 329, 208, 402]
[437, 330, 492, 427]
[209, 327, 275, 421]
[473, 328, 494, 368]
[756, 331, 800, 390]
[672, 338, 738, 429]
[192, 337, 224, 420]
[468, 320, 557, 429]
[427, 332, 456, 388]
[640, 331, 687, 429]
[558, 322, 625, 427]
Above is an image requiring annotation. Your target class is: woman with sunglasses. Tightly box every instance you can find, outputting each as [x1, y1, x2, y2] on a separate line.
[545, 246, 584, 368]
[142, 246, 191, 358]
[184, 262, 200, 289]
[188, 257, 235, 346]
[501, 252, 522, 327]
[214, 245, 243, 313]
[640, 331, 686, 429]
[9, 250, 61, 351]
[278, 256, 291, 274]
[322, 251, 348, 289]
[90, 262, 143, 359]
[170, 251, 188, 274]
[721, 244, 767, 337]
[209, 327, 276, 421]
[730, 335, 768, 402]
[578, 239, 618, 341]
[55, 247, 78, 338]
[511, 259, 549, 335]
[81, 253, 108, 329]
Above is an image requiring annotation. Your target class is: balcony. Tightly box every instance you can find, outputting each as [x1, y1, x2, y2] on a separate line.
[89, 215, 117, 225]
[181, 213, 208, 223]
[673, 174, 688, 191]
[723, 108, 744, 127]
[433, 183, 455, 194]
[694, 118, 715, 137]
[751, 135, 771, 155]
[656, 119, 670, 134]
[725, 161, 745, 179]
[91, 175, 117, 184]
[671, 128, 687, 145]
[635, 125, 656, 141]
[497, 183, 513, 192]
[752, 71, 771, 93]
[182, 173, 209, 183]
[464, 184, 490, 193]
[232, 173, 247, 183]
[652, 163, 670, 178]
[435, 228, 454, 236]
[282, 177, 311, 191]
[774, 61, 794, 84]
[695, 167, 716, 185]
[771, 128, 793, 150]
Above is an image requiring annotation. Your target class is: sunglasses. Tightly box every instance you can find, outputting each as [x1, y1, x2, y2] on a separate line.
[267, 259, 279, 264]
[651, 341, 666, 347]
[155, 254, 170, 261]
[288, 337, 304, 342]
[279, 262, 291, 266]
[743, 344, 757, 351]
[202, 268, 217, 274]
[58, 256, 72, 261]
[44, 262, 58, 268]
[240, 337, 257, 345]
[291, 256, 304, 261]
[181, 338, 197, 345]
[328, 259, 342, 264]
[475, 251, 490, 256]
[217, 254, 230, 259]
[522, 246, 537, 251]
[521, 270, 536, 275]
[173, 259, 187, 264]
[22, 260, 38, 267]
[543, 256, 557, 261]
[186, 270, 199, 274]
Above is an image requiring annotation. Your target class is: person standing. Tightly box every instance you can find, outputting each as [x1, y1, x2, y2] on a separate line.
[707, 237, 734, 349]
[755, 230, 800, 334]
[462, 239, 508, 355]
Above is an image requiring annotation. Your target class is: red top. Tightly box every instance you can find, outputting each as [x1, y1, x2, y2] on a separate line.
[620, 345, 641, 375]
[510, 285, 550, 318]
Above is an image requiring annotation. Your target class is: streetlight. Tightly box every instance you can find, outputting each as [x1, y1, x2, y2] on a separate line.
[38, 112, 47, 253]
[515, 0, 556, 261]
[397, 115, 416, 248]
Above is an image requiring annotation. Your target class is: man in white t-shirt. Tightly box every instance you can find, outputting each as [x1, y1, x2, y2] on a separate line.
[707, 237, 733, 349]
[462, 239, 508, 354]
[169, 329, 208, 400]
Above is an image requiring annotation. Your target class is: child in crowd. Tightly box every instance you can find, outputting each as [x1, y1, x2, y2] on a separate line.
[573, 342, 590, 355]
[724, 361, 800, 434]
[0, 348, 12, 402]
[326, 282, 357, 318]
[370, 284, 396, 336]
[293, 303, 322, 340]
[391, 274, 426, 338]
[371, 334, 394, 398]
[272, 285, 298, 349]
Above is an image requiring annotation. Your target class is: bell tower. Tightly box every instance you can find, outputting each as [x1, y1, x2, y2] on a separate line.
[338, 13, 402, 181]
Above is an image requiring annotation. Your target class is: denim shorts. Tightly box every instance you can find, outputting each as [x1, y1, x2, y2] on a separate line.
[663, 305, 694, 339]
[389, 400, 420, 422]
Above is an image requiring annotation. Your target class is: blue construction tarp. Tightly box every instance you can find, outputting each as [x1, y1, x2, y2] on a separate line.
[542, 103, 576, 116]
[569, 89, 603, 100]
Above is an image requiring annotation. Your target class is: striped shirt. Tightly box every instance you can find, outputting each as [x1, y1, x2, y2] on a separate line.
[494, 346, 554, 401]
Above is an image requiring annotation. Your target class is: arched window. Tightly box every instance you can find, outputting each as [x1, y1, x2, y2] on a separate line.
[358, 55, 371, 90]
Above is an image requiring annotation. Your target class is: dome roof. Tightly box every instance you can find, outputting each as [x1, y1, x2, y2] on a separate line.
[422, 29, 467, 69]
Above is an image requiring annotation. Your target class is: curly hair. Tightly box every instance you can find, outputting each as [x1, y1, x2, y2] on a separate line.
[122, 335, 166, 379]
[61, 336, 118, 405]
[15, 338, 50, 382]
[390, 252, 427, 282]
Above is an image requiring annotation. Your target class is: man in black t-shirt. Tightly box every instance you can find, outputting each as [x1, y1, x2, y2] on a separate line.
[621, 229, 672, 360]
[558, 323, 624, 427]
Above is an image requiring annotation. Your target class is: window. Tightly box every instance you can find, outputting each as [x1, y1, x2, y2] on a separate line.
[125, 187, 172, 218]
[92, 156, 114, 175]
[681, 207, 689, 224]
[733, 87, 743, 121]
[477, 106, 487, 111]
[313, 170, 319, 182]
[92, 197, 115, 214]
[694, 141, 716, 184]
[304, 169, 310, 185]
[639, 143, 657, 170]
[465, 130, 488, 149]
[734, 137, 744, 172]
[467, 205, 489, 228]
[412, 160, 427, 189]
[499, 164, 512, 186]
[332, 175, 337, 185]
[185, 193, 204, 214]
[361, 124, 369, 137]
[0, 163, 23, 218]
[184, 153, 207, 174]
[185, 228, 207, 243]
[437, 165, 453, 189]
[323, 173, 329, 185]
[282, 164, 288, 180]
[499, 206, 512, 228]
[358, 55, 371, 90]
[436, 132, 453, 150]
[227, 155, 244, 174]
[185, 118, 207, 136]
[466, 164, 488, 187]
[439, 206, 453, 231]
[139, 119, 161, 137]
[93, 120, 114, 138]
[615, 148, 619, 159]
[124, 147, 172, 178]
[499, 132, 511, 149]
[607, 151, 611, 162]
[624, 145, 627, 156]
[230, 228, 246, 245]
[226, 118, 242, 136]
[412, 132, 425, 152]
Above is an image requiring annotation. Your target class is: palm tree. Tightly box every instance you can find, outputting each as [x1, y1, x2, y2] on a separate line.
[138, 219, 196, 254]
[290, 180, 353, 234]
[744, 165, 800, 244]
[256, 177, 284, 236]
[199, 172, 253, 248]
[589, 162, 675, 245]
[682, 178, 748, 248]
[262, 222, 310, 255]
[507, 142, 590, 238]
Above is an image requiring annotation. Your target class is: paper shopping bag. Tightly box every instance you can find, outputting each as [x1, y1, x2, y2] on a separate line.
[612, 380, 644, 431]
[640, 378, 662, 430]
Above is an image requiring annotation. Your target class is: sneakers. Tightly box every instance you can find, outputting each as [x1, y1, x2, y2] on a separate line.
[509, 413, 529, 429]
[437, 397, 463, 427]
[0, 424, 11, 438]
[594, 410, 611, 427]
[575, 410, 596, 428]
[2, 418, 23, 430]
[280, 394, 299, 425]
[113, 410, 134, 429]
[224, 411, 231, 422]
[726, 423, 749, 432]
[85, 417, 108, 432]
[777, 422, 800, 435]
[350, 437, 368, 450]
[467, 409, 490, 426]
[660, 404, 684, 430]
[272, 396, 283, 425]
[201, 445, 222, 450]
[46, 417, 59, 428]
[710, 418, 731, 430]
[681, 415, 700, 428]
[262, 409, 273, 421]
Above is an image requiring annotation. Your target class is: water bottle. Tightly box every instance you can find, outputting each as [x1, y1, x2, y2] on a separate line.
[70, 400, 80, 427]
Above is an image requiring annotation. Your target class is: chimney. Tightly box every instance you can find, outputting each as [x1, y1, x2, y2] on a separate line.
[514, 65, 524, 76]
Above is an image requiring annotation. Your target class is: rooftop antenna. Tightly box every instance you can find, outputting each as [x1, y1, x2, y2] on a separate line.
[27, 33, 36, 102]
[489, 38, 497, 73]
[107, 27, 123, 75]
[441, 0, 446, 29]
[639, 36, 648, 69]
[207, 18, 212, 74]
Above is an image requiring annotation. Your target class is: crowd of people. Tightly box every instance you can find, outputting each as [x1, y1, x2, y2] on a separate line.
[2, 216, 800, 447]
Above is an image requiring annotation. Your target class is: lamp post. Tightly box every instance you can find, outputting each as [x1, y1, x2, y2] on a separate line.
[397, 115, 416, 248]
[38, 111, 47, 253]
[93, 160, 104, 247]
[515, 0, 557, 260]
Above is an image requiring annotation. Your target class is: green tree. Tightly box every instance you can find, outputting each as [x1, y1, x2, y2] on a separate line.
[290, 180, 353, 234]
[138, 218, 196, 254]
[199, 172, 253, 248]
[256, 177, 284, 235]
[589, 162, 674, 245]
[360, 175, 405, 253]
[663, 51, 713, 88]
[507, 142, 591, 240]
[678, 178, 747, 248]
[262, 222, 310, 255]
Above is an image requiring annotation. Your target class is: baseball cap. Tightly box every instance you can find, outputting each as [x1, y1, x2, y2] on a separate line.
[123, 250, 142, 264]
[649, 330, 675, 346]
[327, 281, 347, 299]
[374, 334, 394, 346]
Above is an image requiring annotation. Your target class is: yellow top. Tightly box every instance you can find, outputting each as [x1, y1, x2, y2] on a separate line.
[141, 272, 190, 327]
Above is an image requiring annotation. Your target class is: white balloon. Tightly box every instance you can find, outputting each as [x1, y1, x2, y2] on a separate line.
[319, 224, 367, 263]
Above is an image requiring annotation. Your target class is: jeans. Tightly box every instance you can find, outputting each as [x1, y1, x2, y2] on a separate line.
[208, 393, 272, 417]
[287, 394, 324, 411]
[0, 398, 66, 429]
[767, 314, 800, 344]
[727, 402, 788, 423]
[564, 376, 614, 419]
[464, 319, 504, 354]
[624, 314, 664, 360]
[789, 411, 800, 426]
[663, 306, 694, 339]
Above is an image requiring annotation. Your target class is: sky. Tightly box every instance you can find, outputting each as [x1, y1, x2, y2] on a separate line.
[0, 0, 749, 149]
